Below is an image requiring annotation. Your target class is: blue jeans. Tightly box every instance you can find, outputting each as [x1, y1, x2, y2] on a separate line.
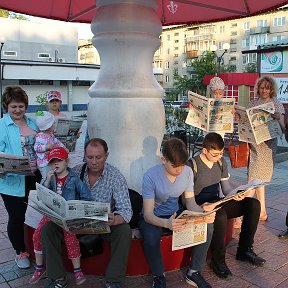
[139, 218, 213, 276]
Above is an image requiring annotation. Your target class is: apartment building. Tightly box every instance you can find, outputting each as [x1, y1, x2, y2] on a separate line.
[0, 17, 100, 113]
[154, 7, 288, 93]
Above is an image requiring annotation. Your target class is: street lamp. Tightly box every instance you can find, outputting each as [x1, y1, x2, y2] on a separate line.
[0, 37, 5, 118]
[210, 43, 230, 76]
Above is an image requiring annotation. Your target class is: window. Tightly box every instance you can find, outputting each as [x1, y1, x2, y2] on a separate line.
[231, 31, 237, 36]
[174, 47, 179, 50]
[250, 34, 267, 46]
[230, 39, 237, 45]
[274, 16, 286, 27]
[174, 40, 179, 43]
[19, 80, 53, 85]
[38, 53, 50, 58]
[249, 53, 256, 63]
[242, 39, 250, 48]
[174, 32, 179, 36]
[174, 61, 178, 65]
[166, 48, 170, 55]
[174, 54, 178, 57]
[231, 23, 237, 28]
[243, 22, 250, 30]
[218, 41, 225, 49]
[72, 81, 91, 86]
[219, 25, 225, 33]
[230, 48, 237, 52]
[243, 55, 248, 64]
[257, 19, 267, 27]
[3, 51, 17, 57]
[230, 56, 236, 61]
[272, 35, 286, 41]
[164, 62, 170, 69]
[165, 75, 170, 83]
[166, 34, 170, 41]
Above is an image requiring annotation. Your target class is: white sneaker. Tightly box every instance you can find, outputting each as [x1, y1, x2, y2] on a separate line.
[15, 252, 30, 269]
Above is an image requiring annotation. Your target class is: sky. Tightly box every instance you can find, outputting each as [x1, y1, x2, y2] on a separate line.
[29, 16, 93, 39]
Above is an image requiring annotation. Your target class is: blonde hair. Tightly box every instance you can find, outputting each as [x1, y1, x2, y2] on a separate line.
[254, 76, 277, 99]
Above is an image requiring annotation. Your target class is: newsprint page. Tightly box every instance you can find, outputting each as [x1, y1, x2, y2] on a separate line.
[236, 102, 282, 145]
[185, 91, 235, 134]
[0, 153, 34, 176]
[172, 179, 268, 251]
[28, 183, 111, 234]
[56, 119, 83, 152]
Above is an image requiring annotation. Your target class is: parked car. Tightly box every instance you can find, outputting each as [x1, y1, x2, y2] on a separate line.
[180, 98, 189, 112]
[171, 100, 182, 110]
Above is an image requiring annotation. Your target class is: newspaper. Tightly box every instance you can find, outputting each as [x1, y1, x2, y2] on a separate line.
[0, 153, 34, 175]
[28, 183, 111, 234]
[172, 210, 210, 251]
[56, 119, 83, 152]
[185, 91, 235, 133]
[236, 102, 282, 145]
[212, 179, 269, 208]
[172, 179, 268, 251]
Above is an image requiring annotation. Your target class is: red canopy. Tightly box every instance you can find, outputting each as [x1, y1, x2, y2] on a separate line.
[0, 0, 288, 25]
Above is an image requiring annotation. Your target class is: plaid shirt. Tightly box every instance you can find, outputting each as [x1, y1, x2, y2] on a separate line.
[73, 162, 132, 223]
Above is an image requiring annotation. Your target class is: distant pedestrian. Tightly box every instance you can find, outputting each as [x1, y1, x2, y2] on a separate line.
[47, 91, 67, 119]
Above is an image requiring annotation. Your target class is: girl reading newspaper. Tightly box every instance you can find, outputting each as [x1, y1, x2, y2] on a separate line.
[30, 147, 92, 286]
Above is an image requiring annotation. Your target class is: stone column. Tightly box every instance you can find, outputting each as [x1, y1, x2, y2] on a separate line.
[88, 0, 164, 193]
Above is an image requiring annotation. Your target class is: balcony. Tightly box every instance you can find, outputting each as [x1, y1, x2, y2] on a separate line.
[250, 26, 270, 34]
[186, 50, 200, 58]
[186, 66, 196, 73]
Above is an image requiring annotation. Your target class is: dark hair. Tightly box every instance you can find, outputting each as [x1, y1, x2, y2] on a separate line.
[254, 76, 277, 99]
[162, 137, 188, 166]
[2, 86, 29, 112]
[203, 133, 224, 151]
[85, 138, 108, 153]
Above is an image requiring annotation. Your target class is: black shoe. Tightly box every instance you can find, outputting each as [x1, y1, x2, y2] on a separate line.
[236, 247, 266, 266]
[152, 275, 166, 288]
[185, 271, 211, 288]
[278, 229, 288, 239]
[47, 277, 68, 288]
[210, 258, 232, 279]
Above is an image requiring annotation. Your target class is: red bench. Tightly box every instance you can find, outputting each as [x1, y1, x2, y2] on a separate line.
[24, 219, 234, 276]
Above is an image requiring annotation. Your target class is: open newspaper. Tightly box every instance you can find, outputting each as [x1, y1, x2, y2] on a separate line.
[172, 179, 268, 251]
[28, 183, 111, 234]
[236, 102, 282, 145]
[185, 91, 235, 134]
[0, 153, 34, 175]
[56, 119, 83, 152]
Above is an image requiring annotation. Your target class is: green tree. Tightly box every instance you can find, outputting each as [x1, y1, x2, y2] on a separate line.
[0, 9, 29, 20]
[244, 63, 257, 73]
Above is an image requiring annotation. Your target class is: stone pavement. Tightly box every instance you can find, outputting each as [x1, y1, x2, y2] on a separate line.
[0, 122, 288, 287]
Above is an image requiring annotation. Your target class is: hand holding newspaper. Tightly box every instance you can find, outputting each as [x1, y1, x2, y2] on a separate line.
[28, 183, 111, 234]
[185, 91, 235, 133]
[56, 119, 83, 152]
[0, 152, 34, 176]
[236, 102, 282, 144]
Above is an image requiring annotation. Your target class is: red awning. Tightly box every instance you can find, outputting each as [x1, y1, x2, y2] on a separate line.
[0, 0, 287, 25]
[204, 73, 259, 86]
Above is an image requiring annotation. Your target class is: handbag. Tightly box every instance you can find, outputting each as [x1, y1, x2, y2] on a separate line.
[77, 234, 103, 258]
[227, 133, 249, 168]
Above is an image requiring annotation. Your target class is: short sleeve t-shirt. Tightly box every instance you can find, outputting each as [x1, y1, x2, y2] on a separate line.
[191, 155, 229, 204]
[142, 164, 194, 217]
[19, 124, 37, 171]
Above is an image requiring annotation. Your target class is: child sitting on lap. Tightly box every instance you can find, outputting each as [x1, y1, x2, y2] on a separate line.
[29, 147, 92, 286]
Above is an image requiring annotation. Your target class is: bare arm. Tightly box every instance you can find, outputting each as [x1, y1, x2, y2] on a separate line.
[143, 198, 186, 231]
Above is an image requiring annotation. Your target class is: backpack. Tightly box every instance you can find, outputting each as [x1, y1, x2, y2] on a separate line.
[188, 157, 223, 205]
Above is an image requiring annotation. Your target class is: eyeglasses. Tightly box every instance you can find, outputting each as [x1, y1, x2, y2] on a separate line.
[207, 150, 224, 158]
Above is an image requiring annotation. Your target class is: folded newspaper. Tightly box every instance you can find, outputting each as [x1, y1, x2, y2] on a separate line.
[236, 102, 282, 144]
[185, 91, 235, 133]
[172, 210, 213, 251]
[208, 179, 269, 208]
[0, 152, 34, 175]
[56, 119, 83, 152]
[28, 183, 111, 234]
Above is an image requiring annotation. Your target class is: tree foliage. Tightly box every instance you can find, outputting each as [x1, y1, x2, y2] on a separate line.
[244, 63, 257, 73]
[0, 9, 29, 20]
